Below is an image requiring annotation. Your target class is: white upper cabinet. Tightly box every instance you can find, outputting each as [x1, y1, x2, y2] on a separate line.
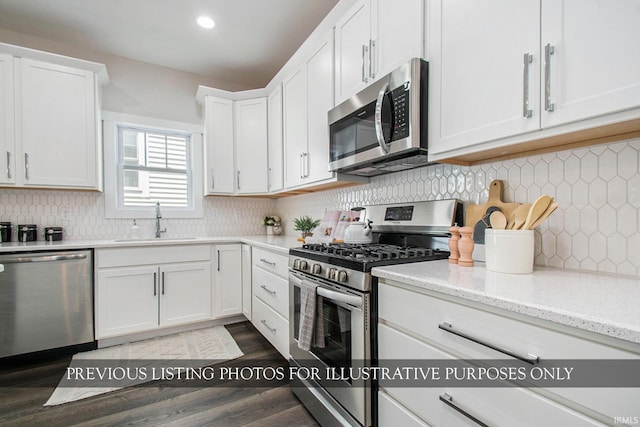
[0, 53, 14, 185]
[305, 32, 334, 184]
[428, 0, 640, 161]
[283, 31, 336, 189]
[204, 96, 235, 195]
[17, 59, 99, 189]
[334, 0, 423, 104]
[0, 48, 106, 191]
[429, 0, 541, 154]
[335, 0, 372, 103]
[234, 97, 268, 194]
[283, 66, 308, 189]
[267, 86, 284, 193]
[540, 0, 640, 128]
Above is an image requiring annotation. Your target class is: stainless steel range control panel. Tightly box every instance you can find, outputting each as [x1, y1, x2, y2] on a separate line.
[289, 257, 370, 292]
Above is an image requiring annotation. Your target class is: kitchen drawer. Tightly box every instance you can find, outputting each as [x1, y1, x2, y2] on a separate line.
[252, 264, 289, 319]
[378, 323, 605, 427]
[97, 245, 210, 268]
[252, 296, 289, 359]
[379, 281, 640, 421]
[378, 391, 430, 427]
[252, 247, 288, 279]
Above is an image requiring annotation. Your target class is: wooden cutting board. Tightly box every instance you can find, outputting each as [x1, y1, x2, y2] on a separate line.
[465, 180, 521, 229]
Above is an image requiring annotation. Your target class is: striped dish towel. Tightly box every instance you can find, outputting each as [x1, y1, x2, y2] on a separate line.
[297, 279, 324, 351]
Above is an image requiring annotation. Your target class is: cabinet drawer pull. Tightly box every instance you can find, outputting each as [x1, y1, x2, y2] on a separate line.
[237, 170, 240, 190]
[544, 43, 555, 112]
[260, 284, 276, 296]
[361, 44, 367, 83]
[260, 258, 276, 267]
[438, 322, 539, 365]
[522, 53, 533, 118]
[211, 168, 214, 190]
[153, 271, 157, 296]
[6, 151, 11, 179]
[369, 39, 375, 79]
[439, 393, 489, 427]
[260, 319, 276, 334]
[24, 153, 29, 180]
[217, 250, 221, 271]
[161, 271, 165, 295]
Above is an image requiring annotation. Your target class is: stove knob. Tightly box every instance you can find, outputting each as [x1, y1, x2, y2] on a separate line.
[311, 263, 322, 274]
[337, 270, 348, 283]
[293, 259, 301, 269]
[327, 268, 337, 280]
[299, 260, 308, 270]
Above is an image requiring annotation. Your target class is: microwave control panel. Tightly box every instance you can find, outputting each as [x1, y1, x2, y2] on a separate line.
[390, 82, 410, 141]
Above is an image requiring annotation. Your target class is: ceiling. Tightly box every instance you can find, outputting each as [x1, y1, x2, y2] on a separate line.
[0, 0, 340, 88]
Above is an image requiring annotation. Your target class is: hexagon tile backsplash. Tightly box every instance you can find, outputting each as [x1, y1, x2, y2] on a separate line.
[0, 137, 638, 276]
[278, 137, 640, 277]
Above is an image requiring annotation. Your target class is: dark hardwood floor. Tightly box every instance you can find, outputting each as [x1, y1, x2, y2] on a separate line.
[0, 322, 319, 427]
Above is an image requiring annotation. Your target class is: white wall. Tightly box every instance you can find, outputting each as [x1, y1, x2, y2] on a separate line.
[0, 28, 251, 124]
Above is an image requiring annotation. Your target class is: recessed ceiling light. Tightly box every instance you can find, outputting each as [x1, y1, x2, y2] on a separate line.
[197, 15, 215, 29]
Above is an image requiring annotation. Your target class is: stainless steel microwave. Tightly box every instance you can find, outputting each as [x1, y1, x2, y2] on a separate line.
[328, 58, 430, 177]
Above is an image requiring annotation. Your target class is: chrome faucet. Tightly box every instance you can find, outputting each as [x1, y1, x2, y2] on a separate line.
[155, 201, 167, 238]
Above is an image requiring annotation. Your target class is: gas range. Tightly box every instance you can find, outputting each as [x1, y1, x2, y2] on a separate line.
[289, 242, 449, 291]
[288, 200, 462, 427]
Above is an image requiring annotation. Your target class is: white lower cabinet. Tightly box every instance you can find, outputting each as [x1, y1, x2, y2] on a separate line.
[213, 244, 243, 318]
[96, 245, 212, 339]
[241, 243, 252, 320]
[250, 246, 290, 358]
[377, 280, 639, 426]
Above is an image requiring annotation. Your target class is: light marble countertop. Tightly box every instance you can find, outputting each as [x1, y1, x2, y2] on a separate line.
[0, 235, 303, 255]
[372, 260, 640, 345]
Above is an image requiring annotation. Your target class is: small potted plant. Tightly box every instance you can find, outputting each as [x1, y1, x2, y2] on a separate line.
[263, 215, 281, 235]
[293, 215, 321, 239]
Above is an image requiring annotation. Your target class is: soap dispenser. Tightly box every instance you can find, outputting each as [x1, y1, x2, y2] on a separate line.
[128, 219, 141, 240]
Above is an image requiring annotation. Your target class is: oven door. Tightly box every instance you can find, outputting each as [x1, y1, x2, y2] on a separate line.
[289, 270, 371, 426]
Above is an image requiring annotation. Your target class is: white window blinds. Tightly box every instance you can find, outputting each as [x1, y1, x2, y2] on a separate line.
[118, 126, 191, 207]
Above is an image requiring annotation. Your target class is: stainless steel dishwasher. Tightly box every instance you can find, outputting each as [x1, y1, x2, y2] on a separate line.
[0, 250, 94, 358]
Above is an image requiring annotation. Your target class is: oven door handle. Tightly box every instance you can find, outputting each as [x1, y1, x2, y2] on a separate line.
[317, 287, 362, 308]
[290, 273, 363, 308]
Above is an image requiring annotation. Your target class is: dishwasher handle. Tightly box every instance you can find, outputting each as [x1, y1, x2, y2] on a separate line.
[0, 253, 88, 263]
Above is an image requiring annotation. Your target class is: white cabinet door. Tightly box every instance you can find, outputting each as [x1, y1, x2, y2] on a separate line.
[18, 58, 98, 189]
[372, 0, 423, 80]
[305, 32, 334, 183]
[96, 266, 159, 338]
[267, 86, 284, 192]
[241, 244, 252, 320]
[204, 96, 235, 194]
[541, 0, 640, 128]
[234, 97, 268, 194]
[213, 244, 243, 318]
[282, 66, 308, 188]
[429, 0, 541, 155]
[159, 262, 211, 327]
[0, 53, 14, 185]
[334, 0, 372, 103]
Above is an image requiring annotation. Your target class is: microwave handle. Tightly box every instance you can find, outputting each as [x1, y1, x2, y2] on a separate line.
[374, 83, 390, 154]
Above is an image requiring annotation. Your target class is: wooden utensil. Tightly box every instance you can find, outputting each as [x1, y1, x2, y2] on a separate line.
[522, 195, 553, 230]
[508, 203, 531, 229]
[465, 180, 520, 228]
[489, 210, 507, 229]
[528, 201, 558, 229]
[473, 206, 500, 244]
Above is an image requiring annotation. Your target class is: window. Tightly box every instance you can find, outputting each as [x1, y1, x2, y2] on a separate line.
[103, 113, 203, 219]
[119, 126, 190, 207]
